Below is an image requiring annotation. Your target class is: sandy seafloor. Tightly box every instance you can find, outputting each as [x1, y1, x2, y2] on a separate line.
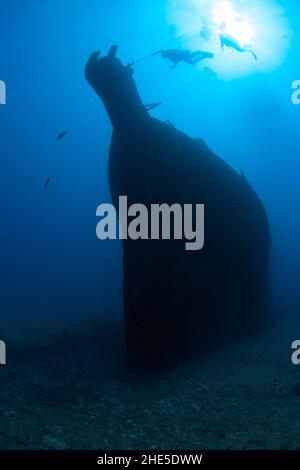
[0, 308, 300, 450]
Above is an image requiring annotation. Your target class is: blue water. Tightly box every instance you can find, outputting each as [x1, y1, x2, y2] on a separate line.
[1, 0, 300, 450]
[1, 0, 300, 322]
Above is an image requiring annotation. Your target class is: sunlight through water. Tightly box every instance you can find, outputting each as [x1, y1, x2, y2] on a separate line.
[168, 0, 292, 79]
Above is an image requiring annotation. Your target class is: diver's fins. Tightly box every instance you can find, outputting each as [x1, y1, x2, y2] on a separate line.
[246, 49, 257, 61]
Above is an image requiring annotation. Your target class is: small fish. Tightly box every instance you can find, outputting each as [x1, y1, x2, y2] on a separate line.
[220, 34, 257, 61]
[203, 67, 218, 79]
[144, 102, 161, 111]
[56, 131, 68, 140]
[44, 177, 50, 189]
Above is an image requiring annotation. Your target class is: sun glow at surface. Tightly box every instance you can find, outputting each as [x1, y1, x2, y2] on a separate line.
[213, 1, 255, 46]
[168, 0, 292, 79]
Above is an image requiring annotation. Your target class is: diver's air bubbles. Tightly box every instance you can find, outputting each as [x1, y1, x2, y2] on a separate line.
[291, 80, 300, 105]
[0, 80, 6, 105]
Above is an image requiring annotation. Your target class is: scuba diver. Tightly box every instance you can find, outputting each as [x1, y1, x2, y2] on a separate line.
[156, 49, 214, 69]
[220, 33, 257, 61]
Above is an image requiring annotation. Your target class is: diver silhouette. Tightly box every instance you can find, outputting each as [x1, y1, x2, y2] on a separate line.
[220, 34, 257, 61]
[157, 49, 214, 69]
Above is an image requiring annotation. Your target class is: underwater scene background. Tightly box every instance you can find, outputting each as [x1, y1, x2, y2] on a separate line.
[1, 0, 300, 450]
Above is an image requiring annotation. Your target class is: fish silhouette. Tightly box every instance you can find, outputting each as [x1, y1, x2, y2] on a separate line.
[56, 131, 68, 140]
